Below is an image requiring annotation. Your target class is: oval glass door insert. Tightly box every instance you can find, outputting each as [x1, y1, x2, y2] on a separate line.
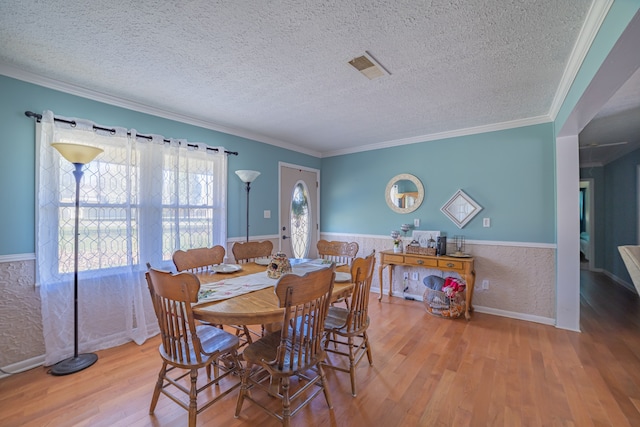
[290, 181, 310, 258]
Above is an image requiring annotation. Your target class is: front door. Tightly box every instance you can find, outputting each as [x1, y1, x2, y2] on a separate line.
[279, 163, 319, 259]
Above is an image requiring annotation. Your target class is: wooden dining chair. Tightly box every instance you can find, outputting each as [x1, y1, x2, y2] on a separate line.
[317, 239, 359, 266]
[172, 246, 255, 346]
[232, 240, 273, 263]
[323, 250, 376, 397]
[172, 245, 225, 272]
[145, 267, 242, 427]
[235, 265, 336, 427]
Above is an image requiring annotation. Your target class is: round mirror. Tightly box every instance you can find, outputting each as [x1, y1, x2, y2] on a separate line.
[385, 173, 424, 214]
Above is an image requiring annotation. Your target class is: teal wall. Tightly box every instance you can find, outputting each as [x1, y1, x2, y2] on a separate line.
[581, 148, 640, 286]
[605, 149, 640, 284]
[0, 75, 320, 256]
[320, 124, 556, 242]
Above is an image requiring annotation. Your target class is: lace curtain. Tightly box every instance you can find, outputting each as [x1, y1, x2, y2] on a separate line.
[36, 110, 228, 366]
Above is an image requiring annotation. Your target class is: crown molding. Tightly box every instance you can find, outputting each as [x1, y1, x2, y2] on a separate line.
[548, 0, 613, 120]
[0, 63, 322, 158]
[321, 115, 552, 158]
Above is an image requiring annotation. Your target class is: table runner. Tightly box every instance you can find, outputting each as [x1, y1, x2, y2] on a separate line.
[196, 260, 332, 303]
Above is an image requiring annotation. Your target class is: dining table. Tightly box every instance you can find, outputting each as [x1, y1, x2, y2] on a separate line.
[192, 259, 354, 329]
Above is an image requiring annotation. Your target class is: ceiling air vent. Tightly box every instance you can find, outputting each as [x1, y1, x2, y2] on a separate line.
[348, 51, 390, 80]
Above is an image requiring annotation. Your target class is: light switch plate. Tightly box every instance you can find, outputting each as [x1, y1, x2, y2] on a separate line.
[483, 217, 490, 227]
[264, 210, 271, 219]
[414, 218, 420, 227]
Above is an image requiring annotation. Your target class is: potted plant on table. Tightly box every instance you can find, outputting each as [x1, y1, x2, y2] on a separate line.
[391, 230, 402, 253]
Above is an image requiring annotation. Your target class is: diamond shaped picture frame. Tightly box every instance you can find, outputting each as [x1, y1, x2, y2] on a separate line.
[441, 189, 482, 228]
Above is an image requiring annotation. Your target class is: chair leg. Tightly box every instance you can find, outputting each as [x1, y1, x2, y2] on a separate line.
[188, 368, 198, 427]
[149, 362, 167, 414]
[234, 362, 251, 418]
[281, 377, 292, 427]
[347, 336, 357, 397]
[323, 330, 338, 350]
[318, 363, 333, 409]
[364, 331, 373, 365]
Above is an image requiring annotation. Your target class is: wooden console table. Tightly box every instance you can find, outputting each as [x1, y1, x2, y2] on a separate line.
[378, 250, 476, 320]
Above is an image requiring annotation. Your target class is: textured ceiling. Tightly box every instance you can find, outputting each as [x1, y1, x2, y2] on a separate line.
[0, 1, 637, 163]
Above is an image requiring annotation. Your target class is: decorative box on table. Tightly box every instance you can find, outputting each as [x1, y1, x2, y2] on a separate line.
[406, 242, 436, 256]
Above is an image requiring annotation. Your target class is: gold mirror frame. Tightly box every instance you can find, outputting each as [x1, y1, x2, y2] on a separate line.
[385, 173, 424, 214]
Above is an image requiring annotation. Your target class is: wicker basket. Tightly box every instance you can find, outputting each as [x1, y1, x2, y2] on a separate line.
[406, 245, 436, 256]
[423, 289, 465, 318]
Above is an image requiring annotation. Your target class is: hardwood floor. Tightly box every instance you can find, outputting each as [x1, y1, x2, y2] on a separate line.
[1, 270, 639, 426]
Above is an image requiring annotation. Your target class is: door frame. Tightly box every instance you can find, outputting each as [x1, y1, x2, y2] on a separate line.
[278, 161, 320, 256]
[637, 165, 640, 244]
[580, 178, 595, 271]
[556, 8, 640, 331]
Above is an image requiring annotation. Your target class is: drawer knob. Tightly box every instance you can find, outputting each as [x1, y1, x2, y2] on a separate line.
[417, 259, 424, 265]
[446, 262, 454, 268]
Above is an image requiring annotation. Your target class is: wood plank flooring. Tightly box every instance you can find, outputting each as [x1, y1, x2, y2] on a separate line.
[1, 270, 639, 426]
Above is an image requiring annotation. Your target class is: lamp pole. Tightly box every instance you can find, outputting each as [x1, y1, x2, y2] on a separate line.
[244, 181, 251, 242]
[50, 143, 102, 376]
[235, 170, 261, 242]
[71, 164, 83, 361]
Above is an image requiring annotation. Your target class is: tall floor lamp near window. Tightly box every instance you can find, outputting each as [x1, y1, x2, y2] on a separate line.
[50, 142, 103, 376]
[235, 170, 260, 242]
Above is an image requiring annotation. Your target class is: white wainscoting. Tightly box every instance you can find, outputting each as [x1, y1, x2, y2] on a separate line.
[321, 232, 557, 325]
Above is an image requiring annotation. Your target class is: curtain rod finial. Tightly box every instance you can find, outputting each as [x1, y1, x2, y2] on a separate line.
[25, 111, 43, 121]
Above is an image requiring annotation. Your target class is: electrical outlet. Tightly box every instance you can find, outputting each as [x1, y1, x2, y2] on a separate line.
[411, 272, 419, 281]
[482, 279, 489, 290]
[403, 272, 409, 280]
[414, 218, 420, 227]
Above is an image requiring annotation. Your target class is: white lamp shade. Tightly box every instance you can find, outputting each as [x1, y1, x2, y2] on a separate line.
[52, 143, 103, 165]
[235, 169, 261, 183]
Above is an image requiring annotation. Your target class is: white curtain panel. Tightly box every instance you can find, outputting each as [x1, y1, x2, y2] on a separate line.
[36, 110, 228, 366]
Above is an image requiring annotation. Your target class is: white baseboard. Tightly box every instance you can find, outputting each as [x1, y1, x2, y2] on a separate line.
[601, 269, 635, 293]
[473, 305, 559, 329]
[0, 354, 45, 379]
[373, 289, 558, 328]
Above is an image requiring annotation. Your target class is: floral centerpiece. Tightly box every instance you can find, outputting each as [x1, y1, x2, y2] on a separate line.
[391, 230, 402, 252]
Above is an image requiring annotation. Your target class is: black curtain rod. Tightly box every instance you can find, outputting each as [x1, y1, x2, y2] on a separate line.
[24, 111, 239, 156]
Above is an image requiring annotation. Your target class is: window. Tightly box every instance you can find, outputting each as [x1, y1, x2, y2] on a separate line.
[36, 111, 228, 366]
[47, 129, 227, 276]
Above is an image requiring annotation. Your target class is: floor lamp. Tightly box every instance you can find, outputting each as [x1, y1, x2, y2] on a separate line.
[50, 142, 104, 376]
[235, 170, 260, 242]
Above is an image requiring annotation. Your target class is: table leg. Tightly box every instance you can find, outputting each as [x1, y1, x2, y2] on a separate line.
[463, 268, 476, 321]
[378, 265, 385, 301]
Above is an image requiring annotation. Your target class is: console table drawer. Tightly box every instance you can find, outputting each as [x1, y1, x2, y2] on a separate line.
[438, 259, 463, 270]
[383, 253, 405, 263]
[405, 256, 438, 267]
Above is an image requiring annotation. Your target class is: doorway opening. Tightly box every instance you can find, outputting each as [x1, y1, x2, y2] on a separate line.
[579, 179, 594, 271]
